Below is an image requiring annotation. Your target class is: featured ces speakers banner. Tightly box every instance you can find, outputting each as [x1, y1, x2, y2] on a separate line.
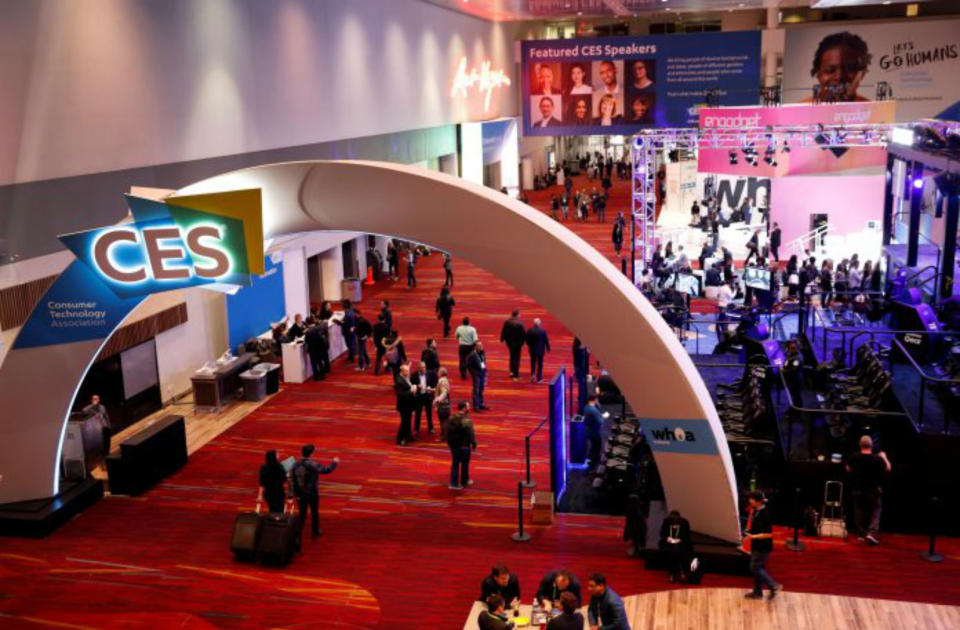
[15, 190, 264, 349]
[521, 31, 761, 135]
[782, 18, 960, 122]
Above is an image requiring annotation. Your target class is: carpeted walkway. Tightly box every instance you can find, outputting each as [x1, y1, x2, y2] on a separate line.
[1, 177, 959, 629]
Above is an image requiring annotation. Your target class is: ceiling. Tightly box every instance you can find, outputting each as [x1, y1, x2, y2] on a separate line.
[420, 0, 926, 21]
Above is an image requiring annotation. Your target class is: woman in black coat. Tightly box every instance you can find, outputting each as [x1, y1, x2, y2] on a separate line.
[258, 450, 288, 514]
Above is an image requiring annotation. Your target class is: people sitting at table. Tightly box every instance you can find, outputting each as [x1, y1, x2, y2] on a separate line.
[477, 594, 515, 630]
[537, 569, 581, 611]
[479, 563, 521, 607]
[546, 592, 584, 630]
[659, 510, 692, 583]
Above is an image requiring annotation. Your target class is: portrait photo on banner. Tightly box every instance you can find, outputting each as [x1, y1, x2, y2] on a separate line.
[591, 60, 624, 122]
[531, 94, 563, 128]
[565, 94, 593, 127]
[530, 61, 562, 96]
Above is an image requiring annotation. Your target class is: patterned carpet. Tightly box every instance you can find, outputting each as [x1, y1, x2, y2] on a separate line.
[1, 175, 958, 629]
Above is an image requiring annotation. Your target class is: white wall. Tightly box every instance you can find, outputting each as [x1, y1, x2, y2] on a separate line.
[0, 0, 519, 185]
[320, 247, 344, 302]
[282, 246, 309, 317]
[153, 289, 228, 401]
[461, 122, 485, 186]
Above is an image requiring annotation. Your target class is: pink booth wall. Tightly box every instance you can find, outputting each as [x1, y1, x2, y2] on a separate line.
[769, 174, 885, 247]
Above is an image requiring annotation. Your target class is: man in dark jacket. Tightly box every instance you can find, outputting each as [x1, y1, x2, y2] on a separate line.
[769, 222, 782, 262]
[582, 395, 606, 468]
[291, 444, 339, 537]
[467, 342, 489, 411]
[395, 364, 416, 446]
[420, 338, 441, 373]
[411, 360, 437, 435]
[499, 310, 526, 381]
[536, 570, 581, 610]
[380, 300, 393, 332]
[447, 402, 477, 489]
[354, 309, 373, 371]
[477, 594, 514, 630]
[479, 564, 521, 606]
[340, 299, 357, 362]
[436, 288, 456, 338]
[525, 318, 551, 383]
[587, 573, 630, 630]
[305, 321, 330, 380]
[659, 510, 692, 583]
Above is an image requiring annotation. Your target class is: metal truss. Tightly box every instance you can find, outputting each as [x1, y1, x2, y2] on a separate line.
[629, 122, 913, 279]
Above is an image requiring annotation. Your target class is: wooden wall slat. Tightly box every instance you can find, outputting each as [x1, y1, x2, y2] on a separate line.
[97, 303, 188, 360]
[0, 275, 58, 330]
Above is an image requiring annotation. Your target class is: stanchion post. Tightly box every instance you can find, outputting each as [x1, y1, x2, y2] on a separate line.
[921, 496, 943, 563]
[512, 481, 531, 542]
[785, 487, 806, 552]
[522, 436, 536, 489]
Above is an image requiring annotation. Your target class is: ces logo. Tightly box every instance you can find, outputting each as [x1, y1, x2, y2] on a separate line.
[93, 225, 229, 283]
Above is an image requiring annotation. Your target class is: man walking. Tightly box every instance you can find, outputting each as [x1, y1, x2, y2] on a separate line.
[467, 341, 489, 411]
[743, 491, 781, 600]
[395, 364, 416, 446]
[443, 253, 454, 287]
[769, 222, 782, 262]
[582, 395, 606, 468]
[612, 214, 624, 255]
[436, 288, 456, 338]
[406, 249, 417, 288]
[499, 310, 526, 381]
[354, 309, 372, 371]
[340, 299, 357, 363]
[525, 318, 551, 383]
[372, 314, 389, 375]
[455, 316, 479, 380]
[291, 444, 339, 537]
[845, 435, 891, 545]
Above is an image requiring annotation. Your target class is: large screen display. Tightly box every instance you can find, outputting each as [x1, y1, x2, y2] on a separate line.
[521, 31, 761, 135]
[782, 19, 960, 122]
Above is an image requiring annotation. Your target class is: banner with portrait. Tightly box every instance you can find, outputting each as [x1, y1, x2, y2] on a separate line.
[521, 31, 761, 136]
[782, 19, 960, 122]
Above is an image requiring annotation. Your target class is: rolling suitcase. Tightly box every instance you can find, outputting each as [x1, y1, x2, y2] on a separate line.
[258, 500, 300, 566]
[231, 502, 263, 561]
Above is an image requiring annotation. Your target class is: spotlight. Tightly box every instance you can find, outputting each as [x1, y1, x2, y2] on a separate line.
[912, 178, 924, 190]
[728, 150, 738, 165]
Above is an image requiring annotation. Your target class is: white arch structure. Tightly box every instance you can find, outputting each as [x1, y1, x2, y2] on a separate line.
[0, 161, 740, 542]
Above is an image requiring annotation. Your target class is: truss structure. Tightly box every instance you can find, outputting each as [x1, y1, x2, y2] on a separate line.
[629, 122, 903, 282]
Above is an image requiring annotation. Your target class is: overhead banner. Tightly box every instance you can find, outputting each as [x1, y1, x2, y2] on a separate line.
[15, 190, 264, 349]
[782, 19, 960, 122]
[521, 31, 761, 135]
[697, 101, 896, 177]
[637, 418, 719, 456]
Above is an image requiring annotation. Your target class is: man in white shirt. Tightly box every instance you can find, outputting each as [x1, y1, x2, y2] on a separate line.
[716, 280, 735, 344]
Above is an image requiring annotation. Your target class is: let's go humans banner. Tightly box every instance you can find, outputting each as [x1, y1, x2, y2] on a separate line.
[521, 31, 761, 135]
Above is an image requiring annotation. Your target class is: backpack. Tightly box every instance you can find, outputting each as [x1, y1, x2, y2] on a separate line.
[291, 459, 316, 498]
[385, 345, 399, 365]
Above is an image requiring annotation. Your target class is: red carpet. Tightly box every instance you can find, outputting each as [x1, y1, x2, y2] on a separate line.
[1, 177, 958, 629]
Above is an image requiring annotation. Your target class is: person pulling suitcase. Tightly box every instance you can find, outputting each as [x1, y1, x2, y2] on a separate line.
[291, 444, 339, 538]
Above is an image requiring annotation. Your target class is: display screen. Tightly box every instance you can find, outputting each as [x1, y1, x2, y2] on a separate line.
[520, 31, 761, 135]
[549, 368, 568, 507]
[743, 266, 771, 292]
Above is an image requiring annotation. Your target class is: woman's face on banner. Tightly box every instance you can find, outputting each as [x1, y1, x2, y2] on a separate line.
[571, 66, 585, 86]
[632, 98, 648, 119]
[575, 99, 588, 119]
[816, 46, 865, 100]
[600, 97, 615, 117]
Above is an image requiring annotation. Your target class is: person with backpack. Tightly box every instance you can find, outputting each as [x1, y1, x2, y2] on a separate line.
[447, 401, 477, 489]
[291, 444, 339, 538]
[382, 330, 406, 378]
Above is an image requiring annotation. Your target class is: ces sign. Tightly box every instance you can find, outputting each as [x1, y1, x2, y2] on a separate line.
[93, 225, 229, 283]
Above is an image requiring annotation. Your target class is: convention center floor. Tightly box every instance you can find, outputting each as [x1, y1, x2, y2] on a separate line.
[1, 177, 959, 629]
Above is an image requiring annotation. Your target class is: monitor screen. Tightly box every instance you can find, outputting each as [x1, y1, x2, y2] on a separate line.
[744, 266, 771, 291]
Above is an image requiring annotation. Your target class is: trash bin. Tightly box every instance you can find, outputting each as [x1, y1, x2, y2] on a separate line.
[341, 277, 362, 302]
[240, 369, 267, 401]
[569, 415, 587, 464]
[254, 362, 281, 395]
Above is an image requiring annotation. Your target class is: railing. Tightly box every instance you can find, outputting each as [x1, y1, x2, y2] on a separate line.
[522, 417, 549, 489]
[776, 370, 908, 462]
[890, 339, 960, 434]
[784, 223, 833, 260]
[900, 264, 943, 303]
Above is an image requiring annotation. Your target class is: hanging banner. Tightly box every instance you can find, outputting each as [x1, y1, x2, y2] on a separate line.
[782, 19, 960, 122]
[14, 190, 264, 349]
[697, 101, 896, 177]
[521, 31, 761, 135]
